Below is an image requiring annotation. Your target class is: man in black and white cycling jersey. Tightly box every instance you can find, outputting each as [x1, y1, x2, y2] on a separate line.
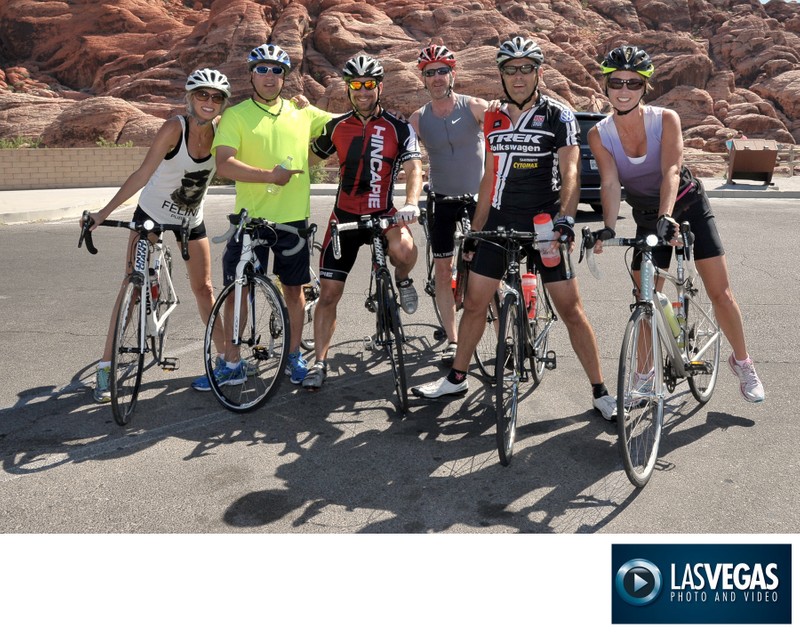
[412, 36, 617, 422]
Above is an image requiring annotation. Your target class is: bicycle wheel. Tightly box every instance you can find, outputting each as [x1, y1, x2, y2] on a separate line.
[529, 271, 554, 385]
[474, 292, 500, 381]
[422, 228, 447, 339]
[377, 271, 408, 414]
[617, 306, 664, 487]
[300, 241, 322, 352]
[110, 281, 145, 426]
[684, 278, 721, 403]
[495, 292, 522, 466]
[204, 274, 289, 412]
[150, 247, 173, 363]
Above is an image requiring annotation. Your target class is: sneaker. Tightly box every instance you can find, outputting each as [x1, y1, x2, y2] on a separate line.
[727, 354, 765, 403]
[285, 351, 308, 385]
[396, 277, 418, 315]
[441, 342, 458, 367]
[593, 394, 617, 422]
[93, 366, 111, 403]
[303, 361, 327, 390]
[411, 375, 468, 399]
[192, 359, 247, 391]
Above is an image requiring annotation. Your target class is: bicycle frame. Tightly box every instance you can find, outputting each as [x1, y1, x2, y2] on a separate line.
[131, 234, 178, 350]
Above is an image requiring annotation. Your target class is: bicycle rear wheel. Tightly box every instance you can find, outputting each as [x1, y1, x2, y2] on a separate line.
[377, 272, 408, 414]
[300, 241, 322, 352]
[617, 306, 664, 487]
[204, 274, 289, 412]
[150, 248, 173, 363]
[684, 278, 721, 403]
[422, 225, 447, 339]
[495, 293, 522, 466]
[529, 271, 554, 385]
[474, 292, 500, 382]
[110, 281, 145, 426]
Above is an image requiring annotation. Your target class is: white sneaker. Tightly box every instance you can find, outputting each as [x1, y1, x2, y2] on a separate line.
[412, 376, 468, 399]
[728, 354, 765, 403]
[593, 394, 617, 421]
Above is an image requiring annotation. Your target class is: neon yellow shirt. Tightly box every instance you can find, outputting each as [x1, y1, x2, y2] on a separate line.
[212, 98, 331, 222]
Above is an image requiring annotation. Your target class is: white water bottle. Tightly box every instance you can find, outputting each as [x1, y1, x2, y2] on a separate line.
[265, 155, 294, 195]
[533, 213, 561, 268]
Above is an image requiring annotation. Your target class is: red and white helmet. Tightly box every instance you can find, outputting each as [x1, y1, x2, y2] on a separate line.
[417, 45, 456, 70]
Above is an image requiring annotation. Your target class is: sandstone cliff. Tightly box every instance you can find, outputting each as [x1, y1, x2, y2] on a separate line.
[0, 0, 798, 156]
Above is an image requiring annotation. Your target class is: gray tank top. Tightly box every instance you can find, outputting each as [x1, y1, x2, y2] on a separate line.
[418, 94, 483, 196]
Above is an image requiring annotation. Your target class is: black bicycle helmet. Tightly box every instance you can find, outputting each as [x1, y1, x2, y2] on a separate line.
[600, 45, 654, 77]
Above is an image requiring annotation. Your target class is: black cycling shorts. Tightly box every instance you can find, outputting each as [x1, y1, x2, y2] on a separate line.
[426, 195, 476, 259]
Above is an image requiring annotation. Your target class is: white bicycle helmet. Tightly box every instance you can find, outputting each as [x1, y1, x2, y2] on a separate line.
[247, 44, 292, 72]
[496, 36, 545, 67]
[185, 68, 231, 98]
[342, 55, 384, 79]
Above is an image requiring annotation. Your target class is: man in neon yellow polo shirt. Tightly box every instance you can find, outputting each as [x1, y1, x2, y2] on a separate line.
[198, 43, 330, 390]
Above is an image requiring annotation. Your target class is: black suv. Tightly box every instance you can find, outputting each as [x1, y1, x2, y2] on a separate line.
[576, 111, 609, 214]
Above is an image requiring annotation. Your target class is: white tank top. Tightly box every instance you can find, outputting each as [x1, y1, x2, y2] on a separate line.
[137, 116, 216, 228]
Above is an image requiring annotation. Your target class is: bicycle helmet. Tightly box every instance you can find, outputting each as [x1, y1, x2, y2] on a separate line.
[496, 36, 544, 67]
[247, 44, 292, 72]
[600, 45, 654, 77]
[342, 55, 384, 80]
[185, 68, 231, 98]
[417, 45, 456, 70]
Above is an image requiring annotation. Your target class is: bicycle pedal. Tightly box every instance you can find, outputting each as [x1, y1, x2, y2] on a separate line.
[544, 350, 557, 370]
[364, 335, 375, 350]
[160, 357, 179, 371]
[433, 327, 446, 341]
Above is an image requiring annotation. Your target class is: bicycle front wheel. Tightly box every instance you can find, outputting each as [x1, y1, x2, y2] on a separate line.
[205, 274, 289, 412]
[495, 293, 522, 466]
[110, 281, 145, 426]
[529, 271, 554, 385]
[474, 292, 500, 382]
[684, 279, 721, 403]
[617, 306, 664, 487]
[300, 241, 322, 352]
[377, 272, 408, 414]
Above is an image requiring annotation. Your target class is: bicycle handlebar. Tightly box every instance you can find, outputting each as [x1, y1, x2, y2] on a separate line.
[211, 208, 316, 257]
[79, 211, 191, 260]
[329, 214, 402, 261]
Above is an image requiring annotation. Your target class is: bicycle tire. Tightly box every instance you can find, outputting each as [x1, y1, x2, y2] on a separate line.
[110, 281, 145, 426]
[617, 305, 664, 487]
[474, 292, 500, 382]
[529, 271, 554, 385]
[377, 271, 408, 414]
[300, 241, 322, 352]
[422, 222, 447, 339]
[204, 274, 289, 412]
[150, 247, 173, 363]
[495, 292, 522, 466]
[684, 278, 721, 403]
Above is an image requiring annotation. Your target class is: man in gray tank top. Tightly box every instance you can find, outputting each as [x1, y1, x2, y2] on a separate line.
[409, 44, 488, 365]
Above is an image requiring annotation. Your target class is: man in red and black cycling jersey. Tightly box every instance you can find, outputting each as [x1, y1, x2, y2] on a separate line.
[413, 36, 617, 422]
[303, 54, 423, 390]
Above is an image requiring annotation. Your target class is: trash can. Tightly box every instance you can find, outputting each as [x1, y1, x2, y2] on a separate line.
[727, 139, 778, 184]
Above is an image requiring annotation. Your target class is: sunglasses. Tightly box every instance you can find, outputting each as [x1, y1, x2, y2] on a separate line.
[607, 77, 645, 90]
[194, 90, 226, 104]
[500, 64, 537, 76]
[422, 67, 452, 77]
[252, 65, 285, 75]
[347, 79, 378, 91]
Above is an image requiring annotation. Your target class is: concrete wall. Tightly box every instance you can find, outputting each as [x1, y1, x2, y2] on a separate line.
[0, 148, 149, 190]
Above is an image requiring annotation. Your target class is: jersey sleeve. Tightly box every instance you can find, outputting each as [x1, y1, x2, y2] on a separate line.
[397, 120, 422, 163]
[211, 108, 242, 154]
[556, 106, 580, 149]
[311, 116, 339, 159]
[307, 105, 332, 140]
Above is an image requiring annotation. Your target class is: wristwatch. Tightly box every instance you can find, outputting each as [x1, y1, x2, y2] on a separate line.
[555, 215, 575, 228]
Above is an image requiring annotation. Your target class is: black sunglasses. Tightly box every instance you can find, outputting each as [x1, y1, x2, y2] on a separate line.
[500, 64, 537, 76]
[252, 66, 285, 75]
[422, 67, 452, 77]
[607, 77, 645, 90]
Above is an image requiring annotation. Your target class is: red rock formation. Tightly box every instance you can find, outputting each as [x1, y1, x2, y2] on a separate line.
[0, 0, 797, 150]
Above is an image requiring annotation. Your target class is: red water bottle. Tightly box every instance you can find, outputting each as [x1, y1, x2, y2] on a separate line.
[521, 272, 537, 321]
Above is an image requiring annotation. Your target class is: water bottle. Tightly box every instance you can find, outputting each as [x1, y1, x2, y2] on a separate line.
[149, 267, 160, 301]
[656, 292, 681, 339]
[674, 301, 686, 349]
[521, 273, 537, 321]
[265, 155, 294, 195]
[533, 213, 561, 268]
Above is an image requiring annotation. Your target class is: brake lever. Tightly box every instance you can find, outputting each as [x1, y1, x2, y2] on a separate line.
[79, 211, 98, 255]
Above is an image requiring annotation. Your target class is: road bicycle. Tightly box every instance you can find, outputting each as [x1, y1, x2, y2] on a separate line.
[203, 210, 314, 412]
[580, 224, 721, 487]
[79, 211, 190, 426]
[466, 226, 561, 466]
[330, 214, 409, 414]
[300, 238, 322, 351]
[419, 185, 498, 381]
